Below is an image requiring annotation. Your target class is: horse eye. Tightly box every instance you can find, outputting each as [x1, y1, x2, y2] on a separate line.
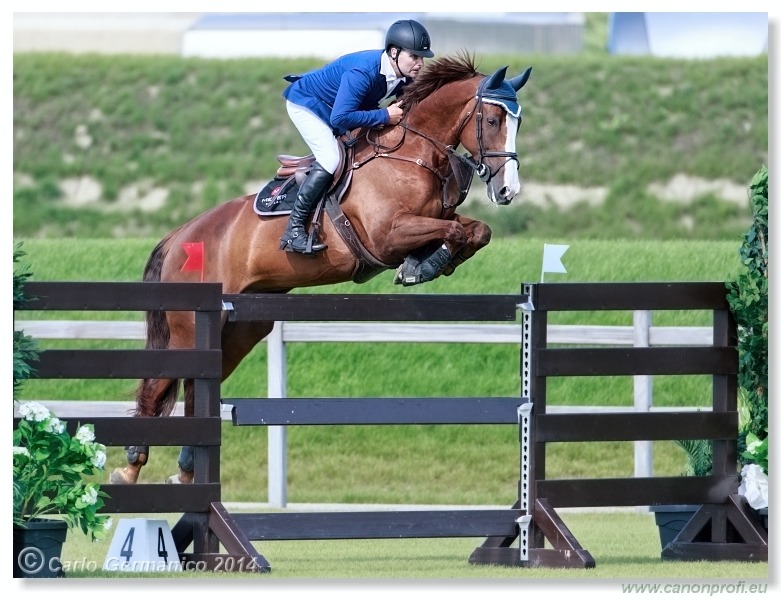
[487, 117, 499, 127]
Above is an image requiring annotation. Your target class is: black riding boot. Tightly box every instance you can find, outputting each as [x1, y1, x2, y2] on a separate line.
[279, 162, 332, 254]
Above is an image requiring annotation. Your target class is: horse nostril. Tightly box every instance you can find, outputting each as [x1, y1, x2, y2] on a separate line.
[493, 187, 513, 205]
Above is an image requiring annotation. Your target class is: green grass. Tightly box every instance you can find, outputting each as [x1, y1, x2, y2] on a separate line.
[13, 52, 767, 240]
[56, 512, 768, 580]
[14, 237, 745, 505]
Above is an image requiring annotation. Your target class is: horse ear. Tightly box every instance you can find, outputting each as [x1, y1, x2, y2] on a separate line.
[484, 66, 509, 90]
[509, 67, 533, 92]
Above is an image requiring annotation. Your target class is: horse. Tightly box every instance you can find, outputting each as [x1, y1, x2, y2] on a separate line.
[110, 53, 532, 485]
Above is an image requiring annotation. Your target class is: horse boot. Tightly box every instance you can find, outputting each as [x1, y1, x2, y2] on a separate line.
[279, 161, 332, 255]
[109, 445, 149, 484]
[394, 243, 453, 286]
[166, 445, 194, 484]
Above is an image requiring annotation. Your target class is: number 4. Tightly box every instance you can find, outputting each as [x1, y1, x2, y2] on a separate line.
[157, 528, 169, 563]
[120, 527, 135, 562]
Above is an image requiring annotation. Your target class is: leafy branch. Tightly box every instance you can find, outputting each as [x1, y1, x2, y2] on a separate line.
[726, 165, 768, 467]
[13, 242, 39, 401]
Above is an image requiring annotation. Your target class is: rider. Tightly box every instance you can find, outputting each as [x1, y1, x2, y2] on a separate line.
[279, 18, 435, 254]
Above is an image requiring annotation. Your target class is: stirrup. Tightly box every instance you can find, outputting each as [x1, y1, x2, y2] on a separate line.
[280, 227, 326, 255]
[303, 230, 327, 254]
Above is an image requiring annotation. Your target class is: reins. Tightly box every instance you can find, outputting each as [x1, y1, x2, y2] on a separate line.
[356, 119, 471, 210]
[355, 73, 520, 209]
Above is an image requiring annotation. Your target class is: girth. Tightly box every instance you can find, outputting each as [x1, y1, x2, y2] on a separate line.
[323, 186, 395, 284]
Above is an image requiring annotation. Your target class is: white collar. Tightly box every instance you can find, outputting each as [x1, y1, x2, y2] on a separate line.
[380, 51, 404, 90]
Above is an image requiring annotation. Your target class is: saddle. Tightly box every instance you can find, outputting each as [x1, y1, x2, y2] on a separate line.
[253, 147, 348, 216]
[254, 140, 390, 283]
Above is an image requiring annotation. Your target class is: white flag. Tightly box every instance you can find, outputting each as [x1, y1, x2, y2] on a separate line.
[541, 243, 569, 281]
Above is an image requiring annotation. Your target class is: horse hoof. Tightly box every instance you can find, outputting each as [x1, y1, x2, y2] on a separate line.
[166, 472, 194, 484]
[109, 468, 136, 484]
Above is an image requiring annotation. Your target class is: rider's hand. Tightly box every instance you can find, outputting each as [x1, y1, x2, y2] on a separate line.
[386, 103, 404, 125]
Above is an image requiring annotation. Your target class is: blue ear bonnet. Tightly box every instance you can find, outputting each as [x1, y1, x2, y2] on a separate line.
[479, 80, 522, 119]
[477, 65, 532, 120]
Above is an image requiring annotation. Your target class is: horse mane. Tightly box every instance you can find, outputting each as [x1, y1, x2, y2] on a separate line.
[399, 51, 479, 110]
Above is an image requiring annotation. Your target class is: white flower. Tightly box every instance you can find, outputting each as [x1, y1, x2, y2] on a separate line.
[80, 486, 98, 506]
[739, 464, 768, 510]
[43, 417, 64, 433]
[75, 425, 95, 444]
[91, 450, 107, 469]
[104, 517, 114, 531]
[18, 401, 50, 422]
[13, 446, 31, 458]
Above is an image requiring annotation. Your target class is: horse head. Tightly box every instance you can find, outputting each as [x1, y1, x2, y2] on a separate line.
[461, 65, 532, 206]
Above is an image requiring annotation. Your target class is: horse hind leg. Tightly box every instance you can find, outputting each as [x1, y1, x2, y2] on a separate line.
[109, 376, 180, 484]
[166, 320, 275, 485]
[167, 378, 195, 484]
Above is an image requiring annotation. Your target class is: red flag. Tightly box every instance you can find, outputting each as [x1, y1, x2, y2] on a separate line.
[181, 242, 204, 282]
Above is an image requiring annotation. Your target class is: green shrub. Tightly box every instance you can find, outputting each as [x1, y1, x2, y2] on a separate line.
[675, 439, 712, 476]
[13, 243, 39, 400]
[726, 165, 769, 465]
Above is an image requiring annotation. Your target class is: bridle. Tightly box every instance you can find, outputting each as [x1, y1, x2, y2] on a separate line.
[459, 75, 521, 183]
[362, 73, 520, 190]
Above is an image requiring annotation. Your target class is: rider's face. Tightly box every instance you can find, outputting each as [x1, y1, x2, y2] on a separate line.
[395, 50, 425, 79]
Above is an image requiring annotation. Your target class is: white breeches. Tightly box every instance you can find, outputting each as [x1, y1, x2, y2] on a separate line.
[286, 101, 341, 174]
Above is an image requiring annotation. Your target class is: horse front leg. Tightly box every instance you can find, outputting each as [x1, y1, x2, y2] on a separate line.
[386, 214, 468, 254]
[439, 214, 492, 277]
[385, 214, 469, 286]
[166, 321, 274, 485]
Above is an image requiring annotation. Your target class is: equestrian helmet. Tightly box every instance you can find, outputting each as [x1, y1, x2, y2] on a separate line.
[385, 19, 434, 58]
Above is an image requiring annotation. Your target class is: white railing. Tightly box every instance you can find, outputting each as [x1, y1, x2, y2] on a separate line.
[16, 316, 713, 507]
[15, 319, 713, 346]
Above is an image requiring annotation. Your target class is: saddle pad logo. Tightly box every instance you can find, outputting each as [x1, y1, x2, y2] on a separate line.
[253, 177, 297, 215]
[259, 191, 286, 209]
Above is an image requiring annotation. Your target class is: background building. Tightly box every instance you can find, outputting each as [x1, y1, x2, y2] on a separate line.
[13, 12, 585, 58]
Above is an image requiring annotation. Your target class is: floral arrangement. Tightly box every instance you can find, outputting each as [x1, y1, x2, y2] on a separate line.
[13, 401, 113, 541]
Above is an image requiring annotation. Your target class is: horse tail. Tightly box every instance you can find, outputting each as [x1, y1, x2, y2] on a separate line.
[134, 233, 180, 417]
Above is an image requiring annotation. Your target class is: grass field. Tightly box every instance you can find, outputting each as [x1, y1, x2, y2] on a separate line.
[14, 236, 769, 584]
[52, 510, 769, 582]
[14, 236, 746, 504]
[13, 51, 767, 241]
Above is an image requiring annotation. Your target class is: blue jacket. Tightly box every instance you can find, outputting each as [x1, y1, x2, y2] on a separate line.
[283, 49, 403, 135]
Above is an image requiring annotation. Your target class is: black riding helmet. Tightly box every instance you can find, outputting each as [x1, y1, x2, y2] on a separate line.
[385, 19, 434, 58]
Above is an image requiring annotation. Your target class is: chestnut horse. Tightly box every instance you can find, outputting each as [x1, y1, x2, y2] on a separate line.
[110, 54, 532, 485]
